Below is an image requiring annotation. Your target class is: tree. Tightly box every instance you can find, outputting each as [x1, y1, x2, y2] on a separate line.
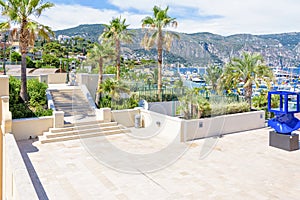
[141, 6, 179, 99]
[42, 42, 65, 58]
[99, 78, 130, 100]
[204, 64, 223, 91]
[88, 41, 115, 107]
[101, 17, 133, 81]
[220, 52, 274, 109]
[0, 0, 54, 102]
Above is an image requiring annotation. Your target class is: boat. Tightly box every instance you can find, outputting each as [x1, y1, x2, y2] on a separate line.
[191, 77, 206, 85]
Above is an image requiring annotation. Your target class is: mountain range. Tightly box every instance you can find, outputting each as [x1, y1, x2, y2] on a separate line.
[55, 24, 300, 67]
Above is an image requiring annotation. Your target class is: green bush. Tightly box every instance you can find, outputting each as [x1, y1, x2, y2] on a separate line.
[33, 105, 53, 117]
[99, 94, 139, 110]
[42, 54, 59, 67]
[9, 77, 52, 119]
[99, 95, 111, 108]
[252, 90, 278, 119]
[26, 56, 35, 68]
[209, 101, 250, 117]
[10, 51, 21, 62]
[27, 78, 48, 107]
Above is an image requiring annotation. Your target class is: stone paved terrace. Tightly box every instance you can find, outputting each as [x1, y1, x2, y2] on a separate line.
[17, 127, 300, 200]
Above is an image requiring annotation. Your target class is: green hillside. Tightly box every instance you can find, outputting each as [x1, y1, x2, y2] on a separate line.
[55, 24, 300, 67]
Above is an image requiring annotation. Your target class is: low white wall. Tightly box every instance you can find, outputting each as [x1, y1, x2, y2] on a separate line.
[182, 110, 265, 141]
[48, 73, 67, 84]
[140, 109, 183, 141]
[111, 109, 265, 142]
[4, 134, 38, 200]
[77, 73, 115, 100]
[111, 109, 139, 127]
[12, 116, 53, 141]
[148, 101, 180, 116]
[80, 84, 96, 109]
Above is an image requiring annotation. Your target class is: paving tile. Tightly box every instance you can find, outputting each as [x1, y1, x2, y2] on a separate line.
[17, 128, 300, 199]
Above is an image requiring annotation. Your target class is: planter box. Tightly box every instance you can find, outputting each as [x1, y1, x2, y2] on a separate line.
[182, 110, 265, 141]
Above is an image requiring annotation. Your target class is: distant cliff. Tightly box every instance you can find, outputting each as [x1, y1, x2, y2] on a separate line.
[55, 24, 300, 67]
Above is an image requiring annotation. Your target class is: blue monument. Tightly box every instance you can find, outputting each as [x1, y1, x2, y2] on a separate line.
[267, 91, 300, 151]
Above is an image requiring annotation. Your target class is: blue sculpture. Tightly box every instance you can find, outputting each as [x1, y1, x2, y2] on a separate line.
[268, 91, 300, 134]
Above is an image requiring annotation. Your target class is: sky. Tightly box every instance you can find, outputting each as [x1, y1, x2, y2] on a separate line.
[11, 0, 300, 35]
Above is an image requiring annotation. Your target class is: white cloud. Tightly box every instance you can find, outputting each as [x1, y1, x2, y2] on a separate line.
[34, 4, 147, 31]
[108, 0, 300, 35]
[3, 1, 299, 35]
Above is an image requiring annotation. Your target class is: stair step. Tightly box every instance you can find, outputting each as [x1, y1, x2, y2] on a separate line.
[45, 125, 122, 138]
[50, 89, 81, 93]
[50, 122, 117, 133]
[64, 120, 109, 127]
[40, 129, 127, 144]
[53, 98, 88, 101]
[54, 105, 93, 109]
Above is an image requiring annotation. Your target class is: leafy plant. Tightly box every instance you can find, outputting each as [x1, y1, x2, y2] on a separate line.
[27, 79, 48, 107]
[9, 77, 52, 119]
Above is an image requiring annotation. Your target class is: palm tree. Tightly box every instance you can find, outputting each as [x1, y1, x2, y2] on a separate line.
[141, 6, 179, 99]
[0, 0, 54, 102]
[204, 64, 223, 91]
[88, 41, 115, 107]
[101, 17, 133, 81]
[220, 52, 274, 109]
[99, 78, 130, 100]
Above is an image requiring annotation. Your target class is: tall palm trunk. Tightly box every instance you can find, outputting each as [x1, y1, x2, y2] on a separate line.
[157, 29, 163, 101]
[116, 39, 121, 81]
[95, 57, 104, 107]
[20, 20, 29, 102]
[244, 85, 253, 109]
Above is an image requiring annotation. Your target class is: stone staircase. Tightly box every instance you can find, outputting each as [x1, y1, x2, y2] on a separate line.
[50, 88, 95, 117]
[41, 87, 130, 143]
[39, 120, 129, 143]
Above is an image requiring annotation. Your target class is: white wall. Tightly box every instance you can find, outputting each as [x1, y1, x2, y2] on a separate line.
[4, 134, 39, 200]
[148, 101, 180, 116]
[77, 74, 115, 100]
[111, 109, 139, 127]
[140, 109, 183, 142]
[182, 110, 265, 141]
[116, 109, 265, 142]
[12, 117, 53, 141]
[48, 73, 67, 84]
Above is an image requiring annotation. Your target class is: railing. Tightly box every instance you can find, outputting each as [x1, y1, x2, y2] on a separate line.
[0, 61, 21, 65]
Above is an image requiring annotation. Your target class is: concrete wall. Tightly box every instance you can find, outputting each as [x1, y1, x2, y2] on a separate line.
[12, 116, 53, 141]
[0, 76, 9, 123]
[111, 109, 139, 127]
[148, 101, 180, 116]
[114, 109, 265, 142]
[77, 73, 115, 100]
[1, 75, 38, 199]
[48, 73, 67, 84]
[80, 85, 96, 109]
[182, 110, 265, 141]
[140, 109, 183, 142]
[4, 134, 38, 200]
[38, 74, 67, 84]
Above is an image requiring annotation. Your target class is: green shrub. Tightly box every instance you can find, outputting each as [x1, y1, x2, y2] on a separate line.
[42, 54, 59, 67]
[252, 90, 278, 119]
[10, 51, 21, 62]
[33, 105, 53, 117]
[209, 101, 250, 116]
[27, 79, 47, 107]
[26, 56, 35, 68]
[99, 95, 111, 108]
[9, 77, 52, 119]
[10, 103, 35, 119]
